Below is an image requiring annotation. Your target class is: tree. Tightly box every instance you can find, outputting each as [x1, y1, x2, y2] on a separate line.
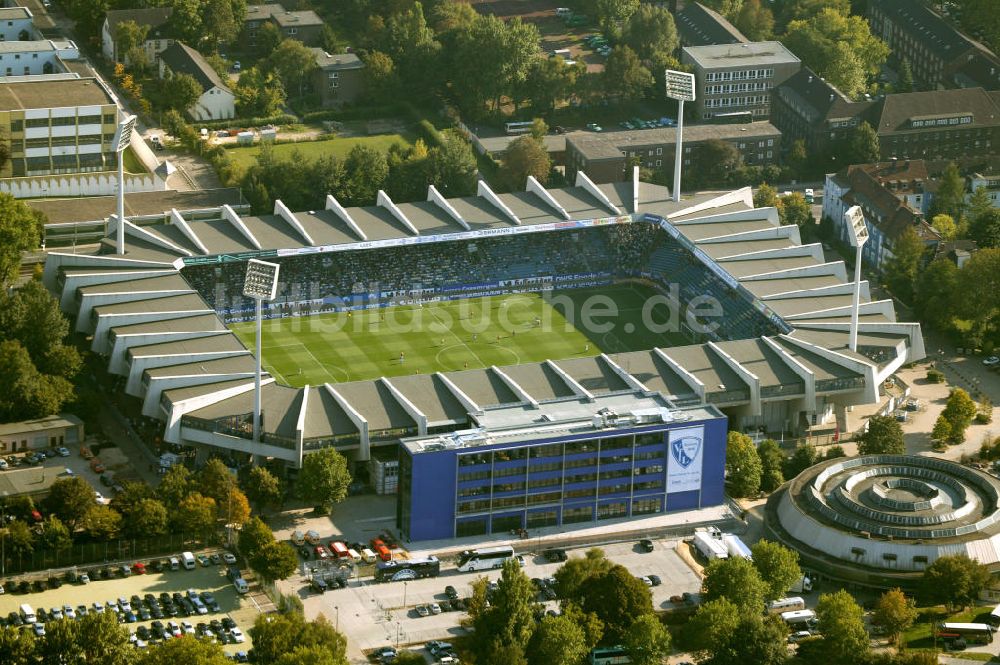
[475, 558, 538, 656]
[784, 443, 817, 479]
[244, 466, 282, 511]
[44, 476, 97, 530]
[37, 613, 83, 663]
[683, 598, 740, 656]
[527, 614, 589, 665]
[297, 448, 352, 513]
[426, 133, 478, 196]
[251, 540, 299, 583]
[156, 465, 193, 509]
[554, 547, 613, 600]
[751, 540, 802, 601]
[162, 72, 203, 114]
[710, 616, 789, 665]
[199, 459, 237, 505]
[201, 0, 246, 51]
[80, 504, 123, 540]
[580, 565, 654, 644]
[971, 209, 1000, 249]
[872, 588, 917, 644]
[815, 589, 870, 665]
[596, 0, 641, 33]
[921, 554, 991, 609]
[255, 21, 283, 58]
[523, 56, 582, 114]
[560, 602, 605, 649]
[702, 556, 768, 615]
[0, 623, 34, 665]
[238, 516, 274, 561]
[450, 14, 539, 117]
[621, 5, 678, 66]
[956, 0, 1000, 52]
[779, 192, 814, 228]
[915, 258, 961, 331]
[754, 183, 779, 209]
[234, 66, 286, 117]
[931, 415, 952, 443]
[500, 135, 551, 190]
[0, 340, 73, 421]
[378, 1, 441, 96]
[0, 194, 43, 287]
[38, 514, 71, 552]
[623, 614, 671, 665]
[884, 226, 925, 302]
[137, 634, 231, 664]
[113, 19, 149, 68]
[858, 414, 906, 455]
[931, 213, 958, 240]
[930, 162, 965, 220]
[5, 519, 34, 558]
[725, 431, 762, 498]
[787, 139, 809, 174]
[967, 185, 993, 227]
[342, 145, 389, 206]
[175, 492, 217, 535]
[603, 46, 653, 100]
[0, 280, 76, 377]
[897, 58, 914, 93]
[782, 9, 889, 99]
[955, 249, 1000, 348]
[735, 0, 774, 41]
[941, 388, 979, 444]
[268, 38, 318, 98]
[122, 497, 169, 539]
[249, 612, 347, 665]
[78, 609, 135, 665]
[361, 50, 400, 104]
[756, 439, 784, 492]
[689, 140, 742, 188]
[847, 121, 880, 165]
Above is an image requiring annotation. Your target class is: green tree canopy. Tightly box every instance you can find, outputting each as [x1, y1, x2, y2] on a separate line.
[234, 66, 286, 117]
[931, 213, 958, 240]
[971, 209, 1000, 249]
[0, 195, 44, 287]
[342, 145, 389, 206]
[244, 465, 283, 511]
[735, 0, 774, 41]
[702, 556, 768, 615]
[725, 431, 762, 498]
[754, 183, 779, 209]
[162, 72, 203, 114]
[682, 597, 741, 656]
[500, 135, 551, 190]
[623, 613, 672, 665]
[0, 621, 35, 664]
[579, 565, 654, 644]
[872, 587, 918, 644]
[526, 614, 589, 665]
[44, 476, 96, 530]
[554, 547, 613, 600]
[77, 608, 134, 665]
[38, 514, 72, 552]
[296, 448, 352, 513]
[920, 553, 991, 609]
[784, 442, 817, 479]
[267, 37, 319, 98]
[476, 558, 538, 654]
[751, 539, 802, 601]
[137, 632, 231, 664]
[238, 516, 274, 561]
[156, 464, 193, 509]
[929, 162, 965, 220]
[122, 497, 169, 539]
[858, 414, 906, 455]
[941, 388, 979, 444]
[81, 504, 123, 541]
[251, 540, 299, 583]
[602, 45, 654, 100]
[884, 226, 925, 302]
[249, 612, 347, 665]
[756, 438, 784, 492]
[175, 492, 217, 535]
[621, 4, 678, 67]
[704, 614, 789, 665]
[778, 192, 814, 228]
[816, 589, 870, 665]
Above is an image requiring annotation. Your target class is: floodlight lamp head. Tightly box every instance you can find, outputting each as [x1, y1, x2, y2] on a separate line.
[243, 259, 280, 301]
[844, 205, 869, 248]
[664, 69, 696, 102]
[113, 115, 137, 154]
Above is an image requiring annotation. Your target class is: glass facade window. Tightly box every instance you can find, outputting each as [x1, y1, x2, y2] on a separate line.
[530, 461, 562, 473]
[599, 483, 630, 496]
[636, 432, 663, 447]
[527, 477, 560, 490]
[493, 496, 525, 509]
[492, 514, 522, 533]
[527, 510, 558, 527]
[566, 457, 596, 470]
[634, 480, 665, 492]
[532, 443, 562, 458]
[566, 439, 598, 454]
[458, 499, 490, 514]
[458, 486, 488, 498]
[459, 453, 490, 466]
[528, 491, 562, 505]
[494, 481, 525, 493]
[565, 487, 596, 499]
[457, 517, 487, 537]
[495, 447, 526, 462]
[494, 465, 525, 478]
[633, 498, 662, 515]
[563, 505, 593, 524]
[458, 470, 490, 482]
[598, 501, 628, 520]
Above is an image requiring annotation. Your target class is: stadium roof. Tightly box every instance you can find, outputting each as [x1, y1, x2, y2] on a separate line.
[43, 177, 925, 463]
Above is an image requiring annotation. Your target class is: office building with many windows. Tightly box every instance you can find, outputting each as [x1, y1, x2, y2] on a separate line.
[398, 393, 726, 541]
[681, 41, 801, 120]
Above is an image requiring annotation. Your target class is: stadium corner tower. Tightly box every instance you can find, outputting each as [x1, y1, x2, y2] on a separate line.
[44, 174, 923, 541]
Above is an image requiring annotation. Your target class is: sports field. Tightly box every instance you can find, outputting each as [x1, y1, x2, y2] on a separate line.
[230, 284, 688, 387]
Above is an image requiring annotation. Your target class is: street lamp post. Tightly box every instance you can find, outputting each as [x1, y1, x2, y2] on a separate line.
[664, 70, 696, 203]
[402, 581, 408, 609]
[112, 115, 137, 256]
[843, 206, 870, 353]
[242, 260, 281, 443]
[335, 605, 339, 632]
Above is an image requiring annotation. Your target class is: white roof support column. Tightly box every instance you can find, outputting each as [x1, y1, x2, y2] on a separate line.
[654, 348, 705, 401]
[527, 175, 570, 220]
[599, 353, 648, 392]
[115, 216, 193, 256]
[222, 204, 261, 250]
[632, 165, 640, 214]
[708, 342, 761, 415]
[324, 383, 370, 461]
[294, 386, 310, 469]
[428, 185, 470, 230]
[491, 366, 538, 407]
[325, 194, 367, 241]
[169, 208, 209, 254]
[435, 372, 480, 413]
[478, 179, 521, 225]
[575, 171, 622, 215]
[381, 377, 428, 436]
[274, 199, 315, 246]
[377, 190, 419, 235]
[762, 336, 816, 412]
[545, 360, 593, 401]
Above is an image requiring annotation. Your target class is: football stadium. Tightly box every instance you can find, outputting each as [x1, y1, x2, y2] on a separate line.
[44, 172, 925, 540]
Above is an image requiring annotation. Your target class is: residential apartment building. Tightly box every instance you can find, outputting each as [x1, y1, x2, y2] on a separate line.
[565, 122, 782, 183]
[681, 41, 800, 120]
[310, 49, 364, 108]
[0, 6, 37, 41]
[823, 161, 940, 272]
[159, 43, 234, 121]
[868, 0, 1000, 91]
[0, 39, 77, 77]
[674, 2, 747, 48]
[0, 77, 119, 177]
[241, 3, 324, 49]
[101, 7, 173, 66]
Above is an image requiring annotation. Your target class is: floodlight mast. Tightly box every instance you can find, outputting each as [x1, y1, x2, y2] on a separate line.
[243, 259, 280, 443]
[843, 206, 869, 353]
[664, 70, 696, 203]
[113, 115, 137, 256]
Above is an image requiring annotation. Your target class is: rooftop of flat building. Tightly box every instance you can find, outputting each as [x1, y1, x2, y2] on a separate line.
[0, 77, 113, 110]
[682, 41, 801, 69]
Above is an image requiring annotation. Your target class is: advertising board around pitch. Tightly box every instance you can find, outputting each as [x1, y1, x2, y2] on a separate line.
[667, 425, 704, 493]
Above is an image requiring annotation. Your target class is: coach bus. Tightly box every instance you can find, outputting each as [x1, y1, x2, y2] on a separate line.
[505, 121, 534, 135]
[780, 609, 816, 627]
[588, 646, 631, 664]
[457, 545, 516, 572]
[711, 111, 753, 124]
[766, 597, 805, 614]
[937, 623, 995, 644]
[989, 604, 1000, 627]
[374, 556, 441, 583]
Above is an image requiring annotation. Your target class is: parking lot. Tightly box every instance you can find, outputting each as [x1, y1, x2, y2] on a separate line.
[0, 559, 262, 658]
[288, 537, 702, 663]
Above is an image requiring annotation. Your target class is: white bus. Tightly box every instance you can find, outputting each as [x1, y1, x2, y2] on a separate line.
[938, 622, 995, 644]
[780, 609, 816, 626]
[504, 121, 534, 136]
[989, 604, 1000, 627]
[457, 545, 516, 572]
[767, 597, 805, 614]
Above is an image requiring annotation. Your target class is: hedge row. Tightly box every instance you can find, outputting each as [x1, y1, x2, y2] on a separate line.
[193, 113, 298, 130]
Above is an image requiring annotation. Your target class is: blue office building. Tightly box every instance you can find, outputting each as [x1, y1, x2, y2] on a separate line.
[398, 392, 727, 541]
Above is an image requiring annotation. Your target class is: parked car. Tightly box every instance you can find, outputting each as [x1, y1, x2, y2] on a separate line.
[415, 605, 430, 617]
[445, 585, 458, 600]
[639, 539, 654, 552]
[543, 548, 567, 562]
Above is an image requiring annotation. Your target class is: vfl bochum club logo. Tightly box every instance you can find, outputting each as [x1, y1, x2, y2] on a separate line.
[671, 436, 702, 469]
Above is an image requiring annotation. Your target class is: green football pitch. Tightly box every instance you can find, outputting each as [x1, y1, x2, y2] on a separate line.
[230, 284, 689, 387]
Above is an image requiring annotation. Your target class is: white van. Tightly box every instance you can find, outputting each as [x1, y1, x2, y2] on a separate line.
[361, 548, 377, 563]
[169, 556, 180, 571]
[233, 578, 249, 594]
[20, 604, 35, 623]
[551, 48, 571, 57]
[556, 7, 572, 16]
[181, 551, 196, 570]
[291, 531, 305, 547]
[346, 548, 362, 563]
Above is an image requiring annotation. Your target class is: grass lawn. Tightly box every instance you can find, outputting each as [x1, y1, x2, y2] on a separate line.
[230, 284, 689, 387]
[902, 606, 996, 650]
[224, 134, 412, 169]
